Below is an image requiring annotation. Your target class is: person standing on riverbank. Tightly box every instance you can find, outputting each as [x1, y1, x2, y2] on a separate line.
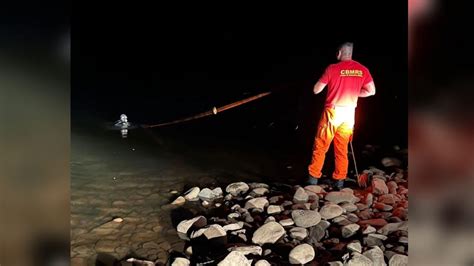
[308, 42, 376, 189]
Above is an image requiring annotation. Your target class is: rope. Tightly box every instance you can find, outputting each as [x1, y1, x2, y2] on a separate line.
[142, 92, 272, 128]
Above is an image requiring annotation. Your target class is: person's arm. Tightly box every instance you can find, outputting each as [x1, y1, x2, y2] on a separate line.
[359, 81, 376, 97]
[313, 81, 327, 94]
[314, 65, 330, 94]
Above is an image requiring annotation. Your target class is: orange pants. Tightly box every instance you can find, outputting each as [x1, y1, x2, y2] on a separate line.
[308, 106, 355, 180]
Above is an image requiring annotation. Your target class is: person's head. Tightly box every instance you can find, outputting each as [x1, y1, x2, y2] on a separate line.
[120, 114, 128, 122]
[337, 42, 353, 61]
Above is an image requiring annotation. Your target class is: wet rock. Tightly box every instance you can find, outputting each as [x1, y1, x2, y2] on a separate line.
[225, 194, 233, 201]
[374, 212, 392, 220]
[393, 246, 405, 253]
[126, 258, 155, 266]
[249, 182, 269, 189]
[245, 197, 269, 211]
[177, 216, 207, 240]
[398, 236, 408, 244]
[341, 203, 358, 213]
[185, 246, 193, 256]
[359, 219, 388, 227]
[381, 157, 402, 167]
[229, 245, 263, 256]
[265, 216, 276, 223]
[347, 213, 360, 223]
[388, 216, 403, 223]
[364, 193, 374, 206]
[269, 195, 284, 204]
[374, 203, 393, 211]
[289, 243, 315, 264]
[324, 237, 340, 246]
[293, 187, 309, 203]
[292, 210, 321, 228]
[238, 234, 247, 242]
[320, 204, 345, 220]
[252, 221, 285, 245]
[243, 213, 254, 223]
[171, 257, 190, 266]
[223, 222, 244, 231]
[282, 200, 294, 208]
[198, 188, 222, 201]
[279, 218, 295, 227]
[363, 235, 384, 247]
[377, 222, 408, 235]
[328, 262, 343, 266]
[228, 212, 241, 220]
[389, 254, 408, 266]
[333, 217, 352, 226]
[347, 253, 373, 266]
[289, 227, 308, 240]
[372, 179, 388, 195]
[378, 194, 398, 205]
[202, 200, 210, 207]
[264, 249, 272, 256]
[255, 259, 271, 266]
[342, 223, 360, 238]
[392, 207, 408, 220]
[304, 185, 326, 194]
[267, 205, 283, 214]
[368, 233, 388, 241]
[215, 203, 222, 207]
[357, 204, 370, 211]
[384, 250, 397, 260]
[363, 246, 386, 266]
[217, 251, 251, 266]
[184, 187, 200, 201]
[172, 196, 186, 205]
[387, 181, 398, 194]
[226, 182, 250, 196]
[251, 187, 269, 197]
[363, 225, 376, 234]
[347, 241, 362, 253]
[308, 220, 330, 243]
[325, 191, 358, 204]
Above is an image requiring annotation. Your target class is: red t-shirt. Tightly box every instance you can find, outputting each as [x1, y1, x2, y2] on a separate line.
[319, 59, 373, 108]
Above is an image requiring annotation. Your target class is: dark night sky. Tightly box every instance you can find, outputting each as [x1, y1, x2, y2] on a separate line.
[73, 3, 407, 146]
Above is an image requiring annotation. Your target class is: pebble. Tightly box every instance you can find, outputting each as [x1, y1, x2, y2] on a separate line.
[228, 245, 262, 256]
[113, 217, 123, 223]
[184, 187, 200, 201]
[320, 204, 345, 220]
[389, 254, 408, 266]
[171, 257, 190, 266]
[293, 187, 309, 203]
[342, 223, 360, 238]
[289, 227, 308, 240]
[347, 253, 373, 266]
[255, 260, 271, 266]
[171, 196, 186, 205]
[226, 182, 250, 196]
[292, 210, 322, 228]
[347, 241, 362, 253]
[267, 205, 283, 214]
[363, 246, 386, 266]
[289, 244, 315, 264]
[217, 251, 251, 266]
[372, 178, 389, 195]
[325, 191, 358, 204]
[279, 218, 295, 227]
[363, 225, 376, 234]
[341, 203, 358, 213]
[252, 221, 285, 245]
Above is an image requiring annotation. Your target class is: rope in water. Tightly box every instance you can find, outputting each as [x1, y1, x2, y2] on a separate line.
[142, 91, 272, 128]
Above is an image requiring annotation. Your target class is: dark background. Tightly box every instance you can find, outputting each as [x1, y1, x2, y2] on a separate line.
[73, 4, 407, 153]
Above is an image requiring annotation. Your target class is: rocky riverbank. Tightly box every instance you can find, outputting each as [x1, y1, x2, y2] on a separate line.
[120, 163, 408, 265]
